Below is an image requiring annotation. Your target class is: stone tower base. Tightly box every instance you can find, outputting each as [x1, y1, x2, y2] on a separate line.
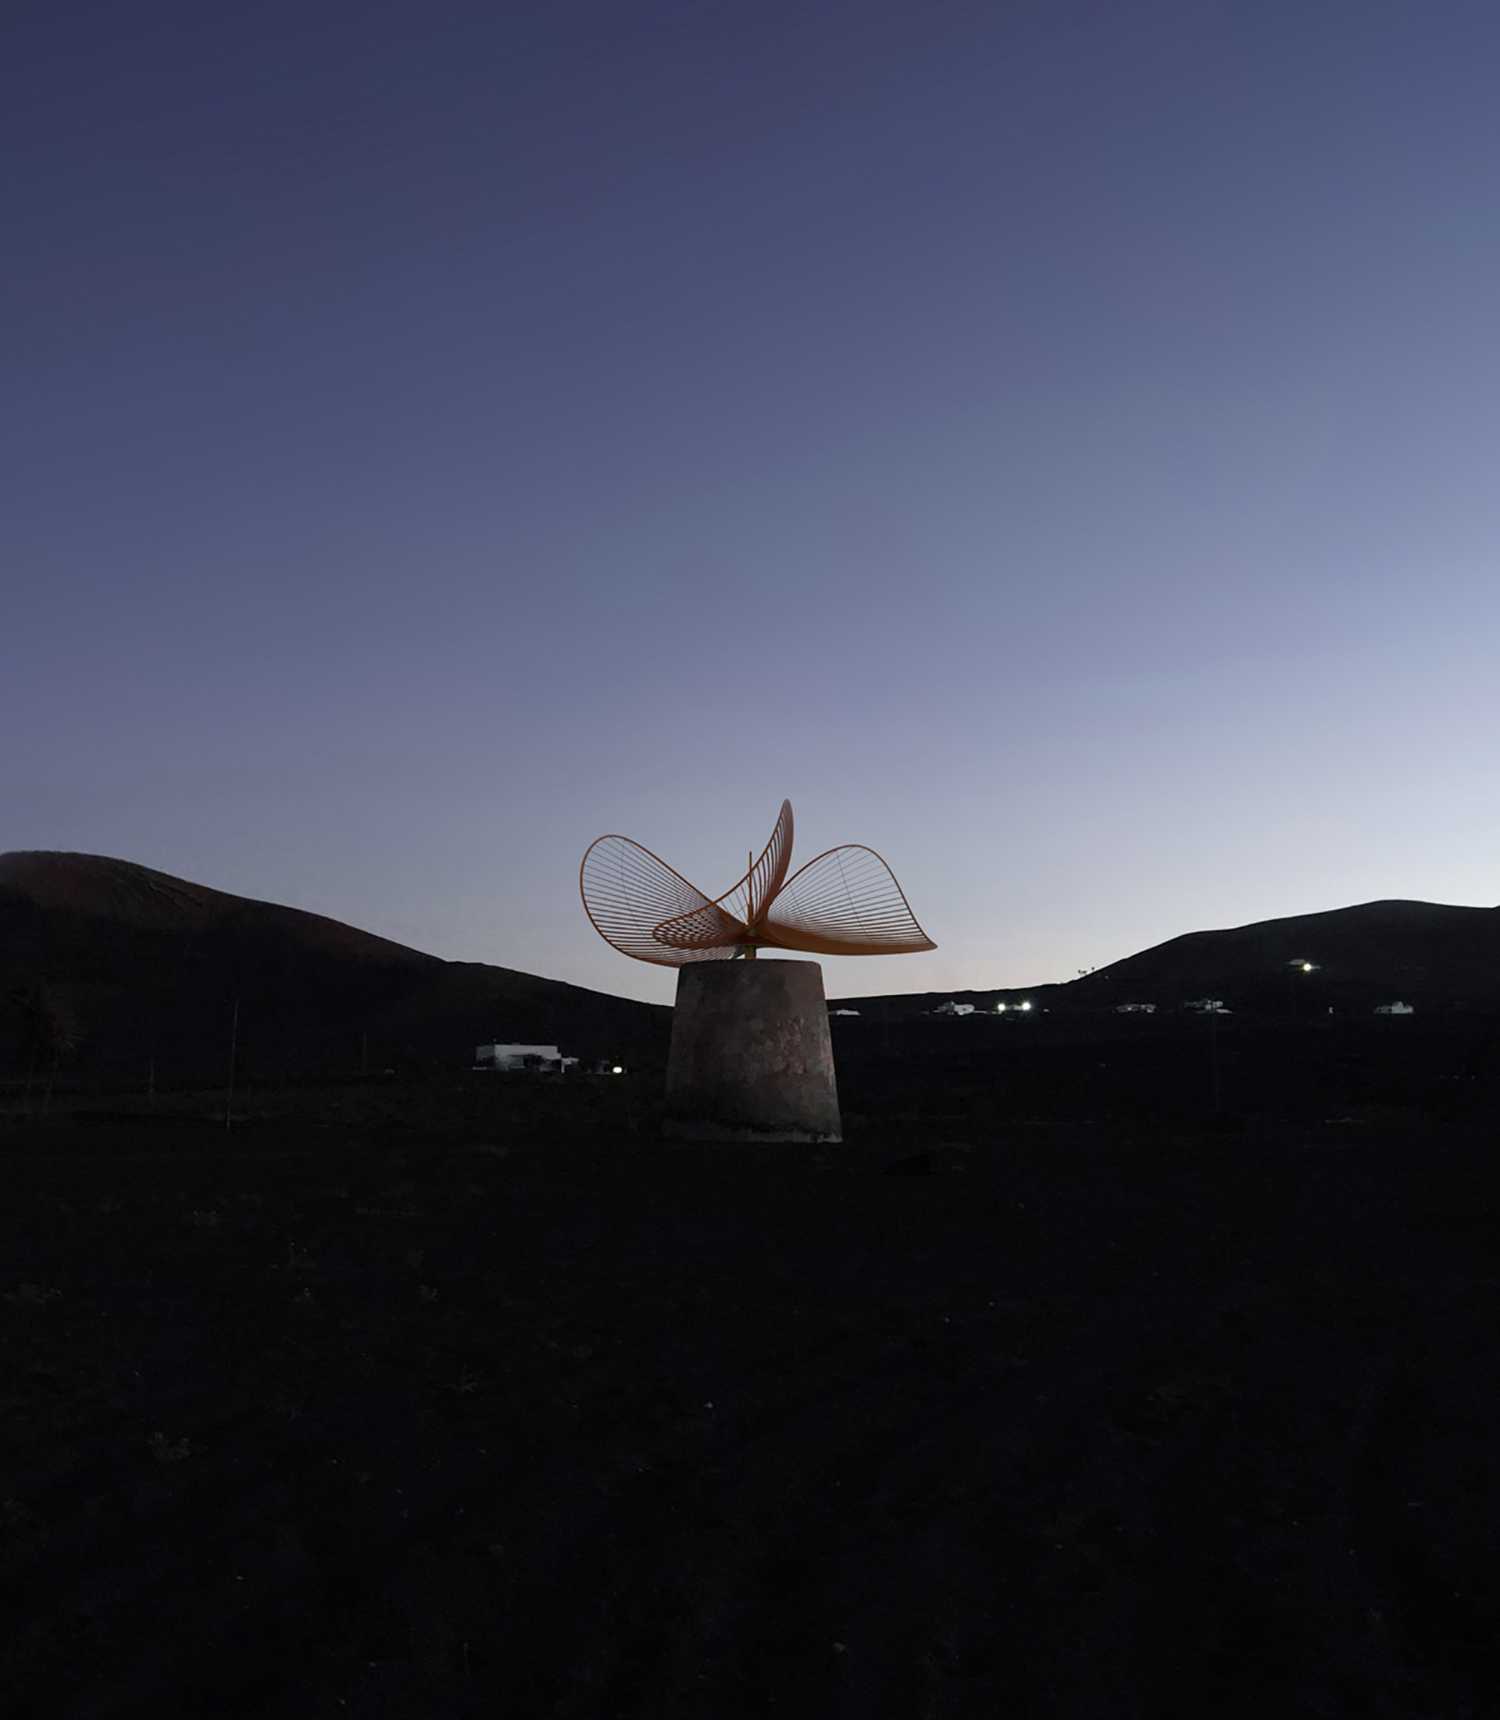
[664, 960, 842, 1143]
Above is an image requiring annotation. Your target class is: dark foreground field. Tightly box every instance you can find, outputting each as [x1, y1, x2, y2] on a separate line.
[2, 1063, 1497, 1717]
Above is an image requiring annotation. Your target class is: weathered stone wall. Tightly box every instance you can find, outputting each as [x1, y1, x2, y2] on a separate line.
[665, 960, 842, 1142]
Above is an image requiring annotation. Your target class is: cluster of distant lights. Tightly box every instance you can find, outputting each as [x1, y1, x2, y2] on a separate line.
[983, 966, 1320, 1018]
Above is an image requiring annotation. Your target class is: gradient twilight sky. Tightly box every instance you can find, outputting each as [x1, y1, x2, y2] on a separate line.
[5, 1, 1499, 1005]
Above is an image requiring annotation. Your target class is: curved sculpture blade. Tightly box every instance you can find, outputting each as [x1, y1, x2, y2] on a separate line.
[651, 897, 749, 951]
[760, 844, 936, 957]
[580, 835, 745, 966]
[714, 799, 795, 931]
[580, 801, 935, 966]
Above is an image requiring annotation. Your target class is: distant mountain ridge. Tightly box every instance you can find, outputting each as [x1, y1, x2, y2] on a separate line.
[0, 850, 438, 964]
[7, 854, 1498, 1082]
[0, 851, 667, 1080]
[834, 898, 1500, 1018]
[1071, 898, 1500, 1009]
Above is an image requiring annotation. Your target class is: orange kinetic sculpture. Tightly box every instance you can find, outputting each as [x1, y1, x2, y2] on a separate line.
[580, 800, 935, 966]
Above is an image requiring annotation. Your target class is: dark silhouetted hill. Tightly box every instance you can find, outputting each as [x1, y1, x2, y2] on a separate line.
[1066, 899, 1500, 1013]
[0, 852, 666, 1081]
[833, 899, 1500, 1018]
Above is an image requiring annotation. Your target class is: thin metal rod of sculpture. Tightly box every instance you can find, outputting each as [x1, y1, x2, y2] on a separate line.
[580, 800, 936, 966]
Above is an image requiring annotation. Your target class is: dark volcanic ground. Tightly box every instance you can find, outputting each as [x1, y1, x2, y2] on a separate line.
[2, 1049, 1498, 1718]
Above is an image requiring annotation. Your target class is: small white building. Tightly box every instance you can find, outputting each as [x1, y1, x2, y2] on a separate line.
[1114, 1002, 1157, 1014]
[474, 1043, 577, 1073]
[1184, 998, 1231, 1015]
[1373, 1001, 1415, 1016]
[933, 1001, 976, 1017]
[830, 1008, 861, 1017]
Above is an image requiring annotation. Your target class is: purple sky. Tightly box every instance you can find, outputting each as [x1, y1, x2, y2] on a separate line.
[6, 1, 1499, 1005]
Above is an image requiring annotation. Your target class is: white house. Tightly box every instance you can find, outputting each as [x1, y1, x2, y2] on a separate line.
[1184, 998, 1231, 1015]
[474, 1043, 577, 1073]
[830, 1008, 861, 1017]
[933, 1001, 976, 1017]
[1114, 1002, 1157, 1014]
[1373, 1001, 1415, 1016]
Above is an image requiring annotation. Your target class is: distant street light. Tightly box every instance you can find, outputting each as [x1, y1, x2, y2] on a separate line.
[1287, 959, 1318, 1018]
